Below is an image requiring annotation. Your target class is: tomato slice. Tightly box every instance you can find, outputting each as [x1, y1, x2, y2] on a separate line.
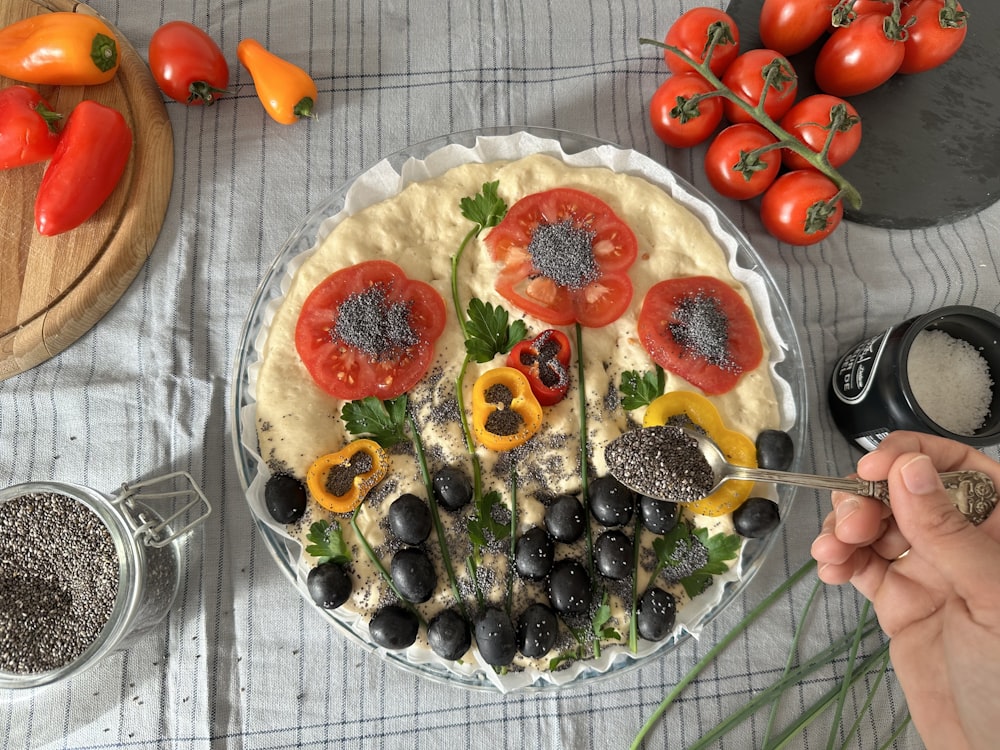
[485, 188, 638, 327]
[295, 260, 447, 400]
[637, 276, 763, 395]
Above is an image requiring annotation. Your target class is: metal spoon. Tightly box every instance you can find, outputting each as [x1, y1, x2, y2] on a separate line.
[605, 425, 997, 526]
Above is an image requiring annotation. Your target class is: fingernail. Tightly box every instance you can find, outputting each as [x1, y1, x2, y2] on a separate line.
[835, 495, 860, 523]
[900, 455, 941, 496]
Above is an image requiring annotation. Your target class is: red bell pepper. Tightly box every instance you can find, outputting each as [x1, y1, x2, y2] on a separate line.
[505, 328, 572, 406]
[0, 85, 62, 170]
[34, 99, 132, 236]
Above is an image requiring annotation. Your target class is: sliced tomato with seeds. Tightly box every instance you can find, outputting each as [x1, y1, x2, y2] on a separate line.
[637, 276, 763, 395]
[295, 260, 447, 401]
[485, 188, 638, 327]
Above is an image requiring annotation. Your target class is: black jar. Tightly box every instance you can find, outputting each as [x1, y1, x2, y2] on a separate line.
[829, 305, 1000, 451]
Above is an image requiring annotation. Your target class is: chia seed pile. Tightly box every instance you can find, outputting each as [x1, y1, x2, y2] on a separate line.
[0, 492, 119, 674]
[334, 282, 417, 358]
[527, 220, 599, 289]
[604, 426, 716, 504]
[670, 291, 736, 371]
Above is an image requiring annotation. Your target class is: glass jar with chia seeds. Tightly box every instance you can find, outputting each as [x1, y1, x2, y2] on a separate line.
[0, 472, 211, 689]
[829, 305, 1000, 451]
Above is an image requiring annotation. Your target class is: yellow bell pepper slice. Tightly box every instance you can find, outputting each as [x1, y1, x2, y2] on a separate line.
[472, 367, 543, 451]
[306, 439, 389, 514]
[643, 391, 757, 516]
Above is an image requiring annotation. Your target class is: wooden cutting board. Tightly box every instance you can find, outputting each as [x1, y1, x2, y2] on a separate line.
[0, 0, 173, 380]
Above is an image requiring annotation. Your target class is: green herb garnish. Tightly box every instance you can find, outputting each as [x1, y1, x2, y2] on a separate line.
[619, 366, 666, 410]
[459, 180, 507, 231]
[341, 395, 408, 448]
[679, 527, 741, 599]
[464, 298, 527, 363]
[466, 489, 511, 557]
[304, 519, 352, 565]
[592, 591, 621, 642]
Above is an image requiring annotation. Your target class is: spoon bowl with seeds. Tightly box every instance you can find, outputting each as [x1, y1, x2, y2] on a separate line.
[605, 425, 997, 526]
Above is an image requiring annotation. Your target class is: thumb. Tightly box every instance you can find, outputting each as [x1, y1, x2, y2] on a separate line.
[890, 453, 1000, 602]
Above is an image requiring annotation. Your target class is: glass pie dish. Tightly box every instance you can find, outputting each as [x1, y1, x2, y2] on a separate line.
[230, 127, 807, 693]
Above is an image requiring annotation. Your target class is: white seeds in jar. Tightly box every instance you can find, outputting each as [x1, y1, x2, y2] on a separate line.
[906, 329, 994, 435]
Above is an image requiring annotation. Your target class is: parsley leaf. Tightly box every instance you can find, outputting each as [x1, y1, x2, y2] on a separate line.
[592, 592, 621, 641]
[459, 180, 507, 231]
[619, 366, 666, 410]
[341, 395, 408, 448]
[464, 298, 527, 363]
[466, 489, 511, 555]
[678, 527, 741, 598]
[305, 519, 352, 565]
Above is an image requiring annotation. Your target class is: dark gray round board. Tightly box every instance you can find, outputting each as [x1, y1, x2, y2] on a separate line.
[725, 0, 1000, 229]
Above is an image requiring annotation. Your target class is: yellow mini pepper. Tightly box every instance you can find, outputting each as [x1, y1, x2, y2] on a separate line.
[237, 38, 317, 124]
[0, 12, 119, 86]
[472, 367, 543, 451]
[306, 439, 388, 514]
[643, 390, 757, 516]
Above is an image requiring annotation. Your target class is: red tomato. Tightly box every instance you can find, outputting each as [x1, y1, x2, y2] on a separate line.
[898, 0, 968, 74]
[760, 171, 844, 246]
[703, 123, 781, 200]
[721, 49, 798, 124]
[759, 0, 836, 56]
[637, 276, 763, 395]
[814, 12, 905, 96]
[34, 101, 132, 236]
[849, 0, 893, 15]
[648, 73, 724, 148]
[294, 260, 447, 401]
[0, 85, 61, 170]
[780, 94, 862, 171]
[485, 188, 637, 328]
[149, 21, 229, 105]
[663, 7, 740, 78]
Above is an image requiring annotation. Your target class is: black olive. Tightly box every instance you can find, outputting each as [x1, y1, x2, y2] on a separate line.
[306, 561, 352, 609]
[432, 466, 473, 511]
[390, 547, 437, 603]
[368, 605, 419, 650]
[517, 602, 559, 658]
[264, 473, 308, 524]
[514, 526, 555, 580]
[548, 558, 592, 615]
[756, 429, 794, 471]
[639, 495, 680, 535]
[594, 529, 633, 580]
[733, 497, 781, 538]
[588, 475, 635, 527]
[636, 587, 677, 641]
[475, 607, 517, 667]
[545, 494, 586, 543]
[388, 493, 433, 544]
[427, 608, 472, 661]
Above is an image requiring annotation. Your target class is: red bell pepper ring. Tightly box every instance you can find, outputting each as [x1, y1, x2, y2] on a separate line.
[0, 85, 62, 170]
[505, 328, 572, 406]
[34, 99, 132, 237]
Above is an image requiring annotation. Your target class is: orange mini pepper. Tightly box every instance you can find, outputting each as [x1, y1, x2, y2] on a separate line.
[0, 12, 119, 86]
[643, 390, 757, 516]
[237, 38, 317, 124]
[306, 439, 389, 515]
[472, 367, 543, 451]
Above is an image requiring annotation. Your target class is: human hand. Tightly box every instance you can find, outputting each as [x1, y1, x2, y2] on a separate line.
[811, 431, 1000, 750]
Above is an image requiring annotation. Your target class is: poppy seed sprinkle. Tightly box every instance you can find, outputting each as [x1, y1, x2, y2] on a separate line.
[527, 220, 599, 289]
[669, 291, 736, 371]
[334, 282, 418, 358]
[604, 426, 716, 504]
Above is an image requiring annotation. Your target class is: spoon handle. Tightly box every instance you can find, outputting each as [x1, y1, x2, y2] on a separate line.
[726, 467, 997, 526]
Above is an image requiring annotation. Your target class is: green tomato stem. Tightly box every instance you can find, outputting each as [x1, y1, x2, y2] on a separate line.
[639, 38, 863, 210]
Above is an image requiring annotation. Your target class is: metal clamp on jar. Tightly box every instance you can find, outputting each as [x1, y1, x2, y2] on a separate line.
[0, 472, 211, 689]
